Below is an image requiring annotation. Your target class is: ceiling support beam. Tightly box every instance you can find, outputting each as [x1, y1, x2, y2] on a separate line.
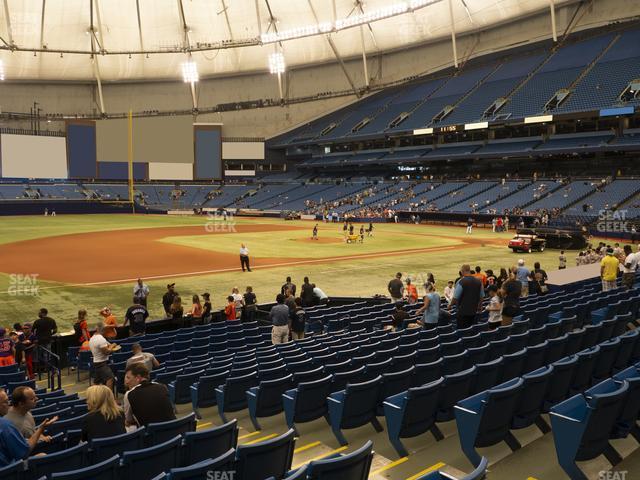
[2, 0, 14, 48]
[219, 0, 240, 68]
[93, 0, 106, 52]
[135, 0, 144, 51]
[176, 0, 197, 110]
[89, 0, 105, 114]
[39, 0, 46, 49]
[549, 0, 557, 42]
[254, 0, 262, 33]
[448, 0, 459, 68]
[359, 26, 369, 88]
[307, 0, 359, 98]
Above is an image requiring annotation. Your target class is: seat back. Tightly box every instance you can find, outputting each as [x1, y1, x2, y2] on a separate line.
[499, 349, 527, 383]
[442, 351, 468, 375]
[306, 440, 374, 480]
[412, 359, 443, 388]
[121, 435, 182, 480]
[222, 372, 259, 412]
[565, 329, 586, 356]
[473, 357, 503, 394]
[50, 454, 120, 480]
[235, 429, 295, 480]
[146, 413, 197, 446]
[512, 365, 553, 430]
[398, 378, 443, 437]
[523, 342, 548, 374]
[570, 346, 600, 394]
[592, 337, 621, 382]
[255, 375, 294, 416]
[378, 367, 415, 413]
[437, 367, 476, 421]
[544, 356, 578, 410]
[339, 377, 382, 429]
[183, 420, 239, 466]
[27, 442, 88, 480]
[169, 449, 236, 480]
[91, 427, 146, 463]
[582, 323, 603, 348]
[331, 367, 366, 393]
[613, 330, 639, 372]
[474, 378, 525, 448]
[545, 334, 568, 364]
[294, 376, 333, 423]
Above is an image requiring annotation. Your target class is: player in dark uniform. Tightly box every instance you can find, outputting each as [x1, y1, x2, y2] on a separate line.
[312, 224, 318, 240]
[349, 224, 354, 235]
[367, 222, 374, 237]
[359, 226, 365, 243]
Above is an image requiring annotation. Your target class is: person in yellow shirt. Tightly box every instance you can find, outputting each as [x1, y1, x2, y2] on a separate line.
[600, 248, 620, 292]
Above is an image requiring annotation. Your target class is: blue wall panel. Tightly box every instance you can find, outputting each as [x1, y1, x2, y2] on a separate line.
[195, 128, 221, 179]
[67, 124, 97, 178]
[97, 162, 147, 180]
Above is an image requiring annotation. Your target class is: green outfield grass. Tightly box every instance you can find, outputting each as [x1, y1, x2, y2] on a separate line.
[0, 214, 592, 332]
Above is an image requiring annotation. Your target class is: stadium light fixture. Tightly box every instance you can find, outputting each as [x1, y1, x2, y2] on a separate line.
[260, 0, 443, 44]
[0, 60, 5, 81]
[268, 52, 286, 75]
[181, 60, 199, 83]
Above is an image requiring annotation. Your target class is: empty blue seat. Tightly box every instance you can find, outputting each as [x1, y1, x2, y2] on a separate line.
[120, 435, 182, 480]
[90, 427, 146, 463]
[506, 332, 529, 354]
[327, 376, 383, 446]
[544, 333, 568, 364]
[612, 366, 640, 440]
[456, 377, 525, 467]
[305, 440, 373, 479]
[235, 428, 295, 480]
[511, 365, 553, 434]
[550, 381, 629, 480]
[50, 454, 120, 480]
[470, 355, 503, 393]
[247, 374, 294, 430]
[499, 349, 527, 384]
[168, 370, 205, 407]
[376, 367, 415, 416]
[613, 329, 639, 372]
[292, 367, 326, 384]
[437, 367, 477, 422]
[182, 419, 238, 466]
[543, 320, 562, 340]
[384, 377, 444, 457]
[331, 367, 366, 393]
[582, 323, 603, 348]
[565, 329, 586, 355]
[442, 351, 468, 376]
[592, 337, 621, 383]
[145, 413, 196, 447]
[412, 359, 443, 388]
[27, 442, 88, 480]
[543, 355, 579, 411]
[363, 358, 393, 380]
[522, 342, 548, 374]
[283, 375, 333, 435]
[527, 326, 546, 346]
[166, 449, 236, 480]
[190, 370, 229, 419]
[216, 371, 259, 423]
[570, 346, 600, 394]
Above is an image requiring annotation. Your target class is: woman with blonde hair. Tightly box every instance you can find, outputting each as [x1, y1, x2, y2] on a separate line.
[81, 385, 126, 441]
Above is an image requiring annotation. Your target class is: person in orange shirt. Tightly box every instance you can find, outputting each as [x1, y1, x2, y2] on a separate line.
[99, 307, 118, 339]
[224, 296, 236, 321]
[188, 294, 203, 325]
[404, 278, 418, 304]
[473, 266, 488, 287]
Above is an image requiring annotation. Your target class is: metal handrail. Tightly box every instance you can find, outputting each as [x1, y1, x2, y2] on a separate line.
[36, 346, 62, 391]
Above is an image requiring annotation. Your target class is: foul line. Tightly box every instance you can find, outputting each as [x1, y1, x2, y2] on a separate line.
[1, 245, 461, 293]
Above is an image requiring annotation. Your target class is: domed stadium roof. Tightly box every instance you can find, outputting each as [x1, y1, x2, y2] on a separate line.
[0, 0, 562, 82]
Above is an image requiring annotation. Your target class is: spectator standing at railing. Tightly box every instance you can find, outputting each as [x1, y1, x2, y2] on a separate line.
[99, 307, 118, 339]
[280, 277, 296, 297]
[270, 294, 290, 345]
[600, 248, 619, 292]
[448, 264, 484, 329]
[88, 323, 119, 391]
[133, 279, 149, 307]
[162, 284, 178, 318]
[123, 298, 149, 337]
[388, 272, 404, 303]
[243, 287, 258, 322]
[622, 245, 638, 289]
[32, 308, 57, 373]
[301, 277, 315, 308]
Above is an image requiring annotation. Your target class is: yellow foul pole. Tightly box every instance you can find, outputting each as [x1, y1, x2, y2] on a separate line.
[128, 109, 135, 214]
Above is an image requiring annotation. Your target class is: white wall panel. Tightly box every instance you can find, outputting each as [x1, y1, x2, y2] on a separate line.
[1, 134, 67, 179]
[148, 162, 193, 180]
